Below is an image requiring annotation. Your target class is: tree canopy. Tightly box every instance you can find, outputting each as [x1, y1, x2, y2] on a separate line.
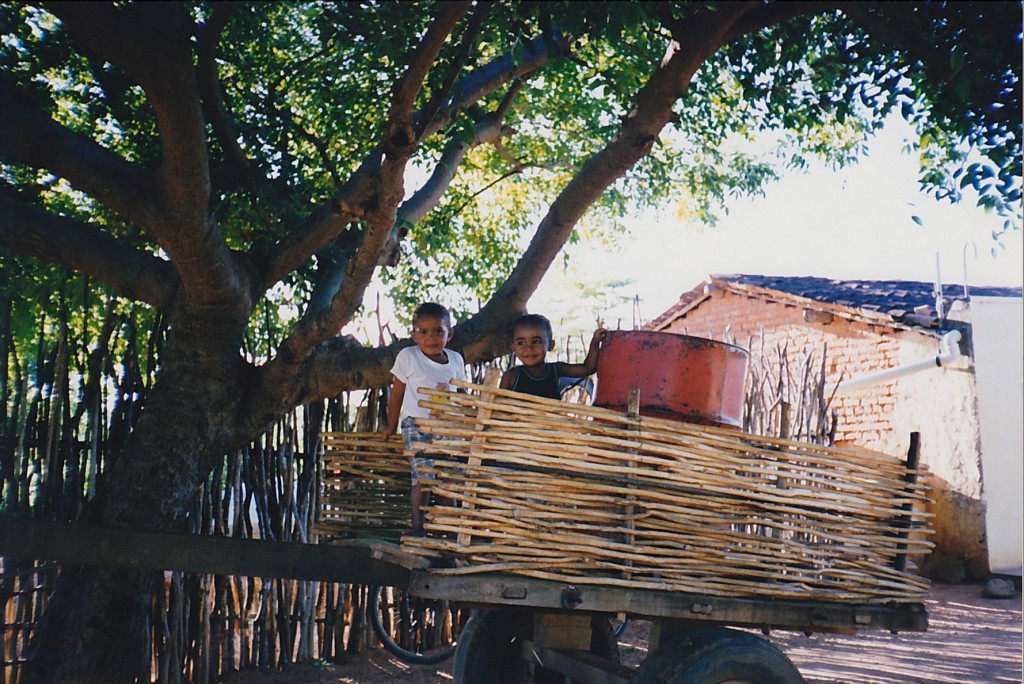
[0, 1, 1020, 680]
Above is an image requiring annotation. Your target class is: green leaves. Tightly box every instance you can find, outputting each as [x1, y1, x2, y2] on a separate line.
[1, 0, 1019, 343]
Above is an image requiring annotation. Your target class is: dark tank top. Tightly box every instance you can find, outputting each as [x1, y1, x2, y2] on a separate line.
[510, 364, 560, 399]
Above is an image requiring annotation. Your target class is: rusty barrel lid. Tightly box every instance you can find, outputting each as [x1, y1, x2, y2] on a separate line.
[594, 330, 748, 428]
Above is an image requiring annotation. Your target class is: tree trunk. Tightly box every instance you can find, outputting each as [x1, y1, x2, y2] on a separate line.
[23, 319, 252, 682]
[25, 565, 160, 683]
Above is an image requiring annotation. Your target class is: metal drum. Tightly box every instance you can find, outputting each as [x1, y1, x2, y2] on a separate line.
[594, 330, 748, 428]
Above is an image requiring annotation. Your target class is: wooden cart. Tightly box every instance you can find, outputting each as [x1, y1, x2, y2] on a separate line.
[319, 380, 933, 684]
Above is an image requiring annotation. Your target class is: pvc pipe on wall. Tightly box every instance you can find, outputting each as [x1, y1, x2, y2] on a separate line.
[834, 329, 962, 395]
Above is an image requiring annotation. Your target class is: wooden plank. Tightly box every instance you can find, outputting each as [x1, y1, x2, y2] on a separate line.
[894, 431, 921, 572]
[0, 516, 410, 586]
[408, 571, 928, 633]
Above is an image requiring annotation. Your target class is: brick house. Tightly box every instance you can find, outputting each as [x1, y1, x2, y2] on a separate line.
[647, 274, 1023, 580]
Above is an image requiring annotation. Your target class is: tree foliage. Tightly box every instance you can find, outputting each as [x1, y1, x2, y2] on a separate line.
[0, 1, 1020, 680]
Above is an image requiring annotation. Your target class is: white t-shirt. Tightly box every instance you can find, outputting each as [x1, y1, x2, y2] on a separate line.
[391, 345, 467, 420]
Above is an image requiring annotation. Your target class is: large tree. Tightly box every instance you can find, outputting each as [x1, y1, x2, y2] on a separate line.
[1, 1, 1020, 680]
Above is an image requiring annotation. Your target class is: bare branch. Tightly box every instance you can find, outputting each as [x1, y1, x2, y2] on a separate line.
[491, 80, 523, 127]
[293, 123, 346, 191]
[0, 191, 174, 306]
[493, 139, 525, 171]
[299, 337, 409, 403]
[405, 85, 523, 222]
[240, 336, 410, 435]
[43, 2, 164, 90]
[47, 4, 209, 214]
[47, 2, 253, 311]
[255, 154, 380, 292]
[420, 31, 566, 141]
[259, 25, 568, 394]
[262, 3, 474, 377]
[251, 25, 568, 394]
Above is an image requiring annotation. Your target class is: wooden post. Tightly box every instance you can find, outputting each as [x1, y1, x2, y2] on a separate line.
[769, 401, 792, 541]
[894, 431, 921, 572]
[456, 367, 501, 548]
[778, 400, 791, 441]
[623, 389, 640, 580]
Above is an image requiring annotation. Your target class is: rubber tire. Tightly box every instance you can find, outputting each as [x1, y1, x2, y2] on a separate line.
[368, 586, 459, 665]
[453, 610, 619, 684]
[633, 627, 805, 684]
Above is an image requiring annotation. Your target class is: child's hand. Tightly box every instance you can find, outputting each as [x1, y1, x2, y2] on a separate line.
[592, 328, 608, 345]
[381, 426, 396, 441]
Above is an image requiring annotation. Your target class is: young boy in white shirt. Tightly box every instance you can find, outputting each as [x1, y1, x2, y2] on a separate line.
[382, 302, 467, 535]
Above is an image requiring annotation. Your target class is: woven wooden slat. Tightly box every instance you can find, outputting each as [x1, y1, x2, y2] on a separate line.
[316, 380, 933, 603]
[316, 433, 410, 541]
[399, 380, 933, 604]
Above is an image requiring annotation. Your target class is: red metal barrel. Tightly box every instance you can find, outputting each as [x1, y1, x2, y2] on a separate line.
[594, 330, 748, 428]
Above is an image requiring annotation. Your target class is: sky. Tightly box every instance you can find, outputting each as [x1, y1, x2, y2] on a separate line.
[530, 119, 1023, 336]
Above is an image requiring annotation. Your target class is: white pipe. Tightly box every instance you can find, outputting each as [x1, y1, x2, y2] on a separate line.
[834, 329, 962, 395]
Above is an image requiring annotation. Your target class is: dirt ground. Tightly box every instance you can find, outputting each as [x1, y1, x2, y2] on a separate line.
[220, 581, 1022, 683]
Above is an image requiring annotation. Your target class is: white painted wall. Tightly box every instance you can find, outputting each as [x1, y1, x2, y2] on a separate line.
[970, 296, 1024, 577]
[893, 329, 987, 574]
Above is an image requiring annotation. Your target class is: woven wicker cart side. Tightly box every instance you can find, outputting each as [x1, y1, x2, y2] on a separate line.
[403, 381, 934, 605]
[317, 433, 411, 541]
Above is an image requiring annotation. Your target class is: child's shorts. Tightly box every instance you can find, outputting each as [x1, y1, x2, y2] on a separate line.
[401, 416, 435, 484]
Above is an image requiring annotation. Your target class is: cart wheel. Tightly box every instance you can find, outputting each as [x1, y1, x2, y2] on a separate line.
[369, 586, 466, 665]
[633, 627, 805, 684]
[452, 610, 619, 683]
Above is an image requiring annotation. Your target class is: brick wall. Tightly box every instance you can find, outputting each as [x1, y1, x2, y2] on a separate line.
[660, 291, 903, 452]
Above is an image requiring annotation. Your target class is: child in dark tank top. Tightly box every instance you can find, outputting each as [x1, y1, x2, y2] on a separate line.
[499, 314, 606, 400]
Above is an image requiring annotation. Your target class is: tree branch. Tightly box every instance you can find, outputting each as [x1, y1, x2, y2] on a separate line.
[385, 1, 472, 152]
[0, 191, 175, 307]
[255, 3, 474, 394]
[249, 24, 566, 397]
[421, 31, 566, 141]
[0, 77, 156, 229]
[720, 1, 839, 42]
[410, 83, 523, 225]
[196, 2, 295, 225]
[47, 3, 209, 221]
[453, 4, 759, 361]
[257, 30, 563, 290]
[255, 156, 379, 291]
[379, 80, 524, 266]
[42, 2, 164, 91]
[414, 1, 492, 140]
[48, 2, 251, 311]
[302, 337, 409, 404]
[293, 122, 346, 191]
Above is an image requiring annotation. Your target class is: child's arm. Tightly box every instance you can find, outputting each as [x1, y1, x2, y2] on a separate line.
[381, 376, 406, 440]
[498, 368, 515, 391]
[555, 328, 608, 378]
[450, 349, 470, 392]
